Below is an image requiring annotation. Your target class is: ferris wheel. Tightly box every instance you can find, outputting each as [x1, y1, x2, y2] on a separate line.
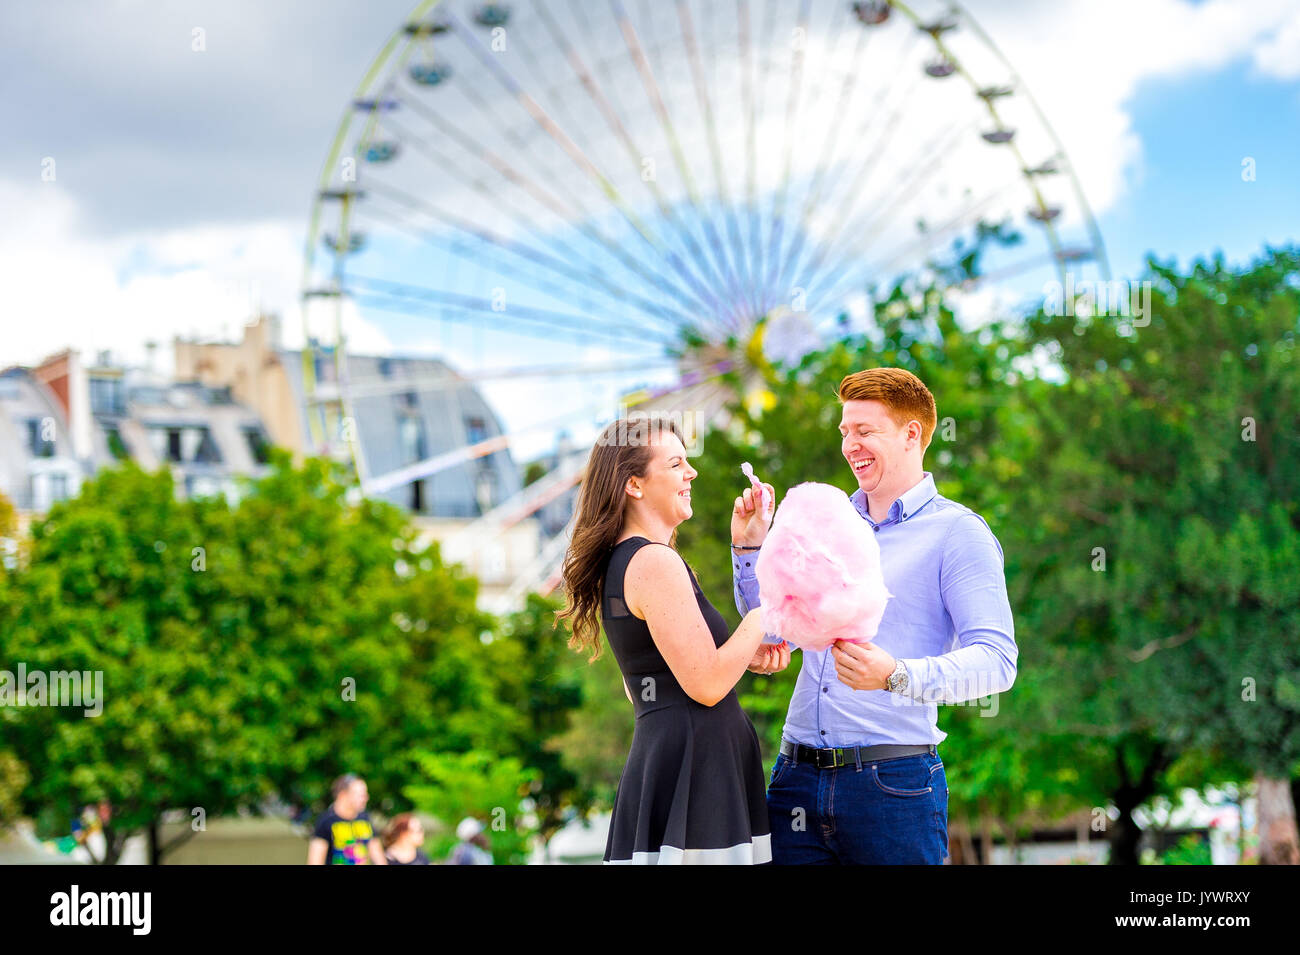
[300, 0, 1108, 606]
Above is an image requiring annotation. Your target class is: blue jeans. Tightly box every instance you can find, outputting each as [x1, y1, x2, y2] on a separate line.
[766, 747, 949, 864]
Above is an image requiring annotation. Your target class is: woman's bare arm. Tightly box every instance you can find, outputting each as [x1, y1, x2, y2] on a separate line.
[623, 543, 767, 706]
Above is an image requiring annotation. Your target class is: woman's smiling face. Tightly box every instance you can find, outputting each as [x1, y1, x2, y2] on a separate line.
[629, 428, 698, 526]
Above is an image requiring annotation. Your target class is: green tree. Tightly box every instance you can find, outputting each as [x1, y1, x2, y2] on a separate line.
[481, 592, 590, 840]
[402, 751, 539, 864]
[0, 454, 504, 863]
[548, 642, 635, 811]
[1019, 247, 1300, 864]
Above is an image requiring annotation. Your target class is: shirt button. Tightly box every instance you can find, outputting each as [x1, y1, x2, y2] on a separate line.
[820, 730, 826, 736]
[822, 687, 829, 693]
[873, 525, 880, 532]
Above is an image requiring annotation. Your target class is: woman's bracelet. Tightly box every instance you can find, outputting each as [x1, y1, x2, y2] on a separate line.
[731, 543, 762, 551]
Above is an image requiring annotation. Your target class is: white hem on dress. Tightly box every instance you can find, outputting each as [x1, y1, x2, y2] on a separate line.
[605, 833, 771, 865]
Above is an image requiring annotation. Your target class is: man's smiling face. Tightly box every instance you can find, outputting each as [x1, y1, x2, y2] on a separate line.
[840, 399, 915, 494]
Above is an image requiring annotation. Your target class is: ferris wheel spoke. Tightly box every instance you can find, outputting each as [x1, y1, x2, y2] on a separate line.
[393, 90, 586, 225]
[744, 0, 785, 316]
[783, 70, 944, 293]
[330, 357, 682, 404]
[734, 0, 762, 320]
[755, 0, 814, 314]
[952, 249, 1091, 291]
[351, 291, 664, 352]
[813, 175, 1026, 308]
[360, 216, 683, 341]
[651, 0, 753, 333]
[801, 27, 927, 248]
[766, 0, 864, 310]
[349, 274, 677, 349]
[794, 117, 983, 297]
[359, 126, 692, 329]
[441, 9, 736, 331]
[532, 0, 746, 333]
[357, 178, 694, 332]
[677, 0, 752, 329]
[391, 94, 706, 320]
[657, 0, 755, 330]
[607, 0, 749, 331]
[767, 17, 872, 304]
[824, 177, 1025, 302]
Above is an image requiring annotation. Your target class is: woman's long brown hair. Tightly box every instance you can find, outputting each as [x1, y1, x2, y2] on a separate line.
[381, 812, 415, 849]
[557, 415, 682, 660]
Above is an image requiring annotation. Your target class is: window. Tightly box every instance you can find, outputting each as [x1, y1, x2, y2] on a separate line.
[26, 418, 55, 457]
[49, 472, 68, 502]
[399, 416, 426, 464]
[193, 428, 221, 464]
[152, 426, 221, 464]
[89, 376, 126, 416]
[410, 478, 425, 513]
[243, 427, 270, 465]
[465, 416, 487, 445]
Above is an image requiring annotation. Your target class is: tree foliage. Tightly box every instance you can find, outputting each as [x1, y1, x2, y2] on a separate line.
[0, 453, 590, 862]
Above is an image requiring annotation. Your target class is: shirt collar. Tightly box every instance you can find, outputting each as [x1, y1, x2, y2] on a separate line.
[850, 471, 938, 525]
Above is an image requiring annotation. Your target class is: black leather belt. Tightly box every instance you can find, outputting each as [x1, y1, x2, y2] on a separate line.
[779, 739, 936, 769]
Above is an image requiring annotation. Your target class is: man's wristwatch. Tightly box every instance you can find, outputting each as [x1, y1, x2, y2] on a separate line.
[886, 659, 910, 694]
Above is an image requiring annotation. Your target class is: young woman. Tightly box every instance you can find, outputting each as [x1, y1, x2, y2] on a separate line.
[381, 813, 430, 865]
[559, 416, 788, 865]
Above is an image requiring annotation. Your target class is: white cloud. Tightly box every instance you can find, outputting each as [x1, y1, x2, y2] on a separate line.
[0, 179, 391, 370]
[962, 0, 1300, 221]
[1251, 4, 1300, 79]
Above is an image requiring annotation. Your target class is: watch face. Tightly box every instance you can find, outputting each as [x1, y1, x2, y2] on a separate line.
[890, 663, 907, 692]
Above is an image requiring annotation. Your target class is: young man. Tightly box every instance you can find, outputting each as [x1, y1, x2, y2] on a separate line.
[732, 367, 1017, 864]
[307, 774, 387, 865]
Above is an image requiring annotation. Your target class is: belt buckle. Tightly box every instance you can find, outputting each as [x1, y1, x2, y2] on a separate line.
[817, 747, 840, 770]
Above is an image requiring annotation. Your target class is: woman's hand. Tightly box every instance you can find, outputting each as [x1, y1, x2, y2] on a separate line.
[747, 639, 791, 676]
[731, 481, 776, 547]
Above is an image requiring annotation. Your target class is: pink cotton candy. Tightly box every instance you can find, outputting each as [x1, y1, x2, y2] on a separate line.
[755, 482, 891, 652]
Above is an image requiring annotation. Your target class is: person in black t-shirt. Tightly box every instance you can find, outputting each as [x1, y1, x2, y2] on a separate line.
[307, 774, 386, 865]
[382, 813, 430, 865]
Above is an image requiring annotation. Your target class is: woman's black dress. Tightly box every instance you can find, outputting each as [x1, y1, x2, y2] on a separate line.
[600, 536, 771, 864]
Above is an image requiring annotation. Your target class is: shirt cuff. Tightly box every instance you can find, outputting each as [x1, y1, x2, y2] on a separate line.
[732, 550, 760, 580]
[732, 549, 780, 644]
[896, 657, 931, 702]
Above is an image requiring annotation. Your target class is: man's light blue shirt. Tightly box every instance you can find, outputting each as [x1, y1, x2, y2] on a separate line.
[733, 471, 1017, 748]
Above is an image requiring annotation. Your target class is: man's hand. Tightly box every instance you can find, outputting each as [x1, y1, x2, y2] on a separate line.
[731, 482, 776, 547]
[830, 640, 896, 691]
[747, 640, 791, 676]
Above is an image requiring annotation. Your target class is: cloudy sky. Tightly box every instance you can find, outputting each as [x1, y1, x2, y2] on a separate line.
[3, 0, 1298, 446]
